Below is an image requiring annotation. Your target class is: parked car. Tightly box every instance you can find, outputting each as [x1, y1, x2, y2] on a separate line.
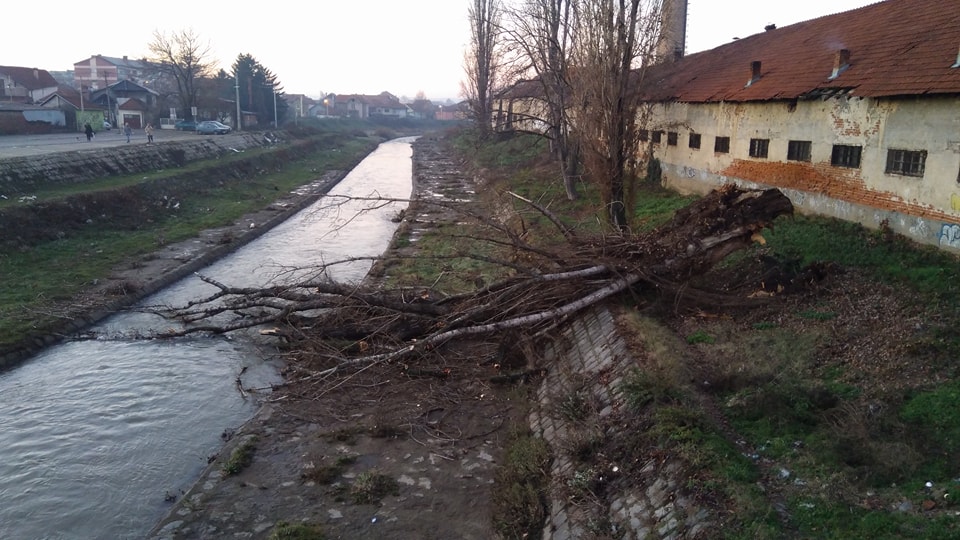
[196, 121, 232, 135]
[103, 121, 112, 130]
[174, 120, 197, 131]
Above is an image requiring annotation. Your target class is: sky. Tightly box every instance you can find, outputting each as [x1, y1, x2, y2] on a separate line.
[4, 0, 880, 103]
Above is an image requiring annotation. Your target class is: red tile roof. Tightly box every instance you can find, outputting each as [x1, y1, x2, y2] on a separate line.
[642, 0, 960, 102]
[0, 66, 59, 91]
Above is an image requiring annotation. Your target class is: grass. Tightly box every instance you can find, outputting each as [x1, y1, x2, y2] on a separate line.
[453, 128, 960, 538]
[269, 521, 325, 540]
[492, 428, 552, 539]
[222, 436, 258, 476]
[349, 470, 399, 504]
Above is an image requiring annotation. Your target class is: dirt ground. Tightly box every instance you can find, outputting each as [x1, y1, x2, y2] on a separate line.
[148, 135, 528, 539]
[20, 132, 948, 538]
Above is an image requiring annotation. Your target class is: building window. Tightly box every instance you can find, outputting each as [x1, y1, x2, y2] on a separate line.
[885, 149, 927, 177]
[831, 144, 862, 168]
[787, 140, 812, 162]
[639, 129, 649, 142]
[689, 133, 701, 149]
[667, 132, 678, 146]
[714, 136, 730, 153]
[749, 138, 770, 158]
[652, 131, 663, 144]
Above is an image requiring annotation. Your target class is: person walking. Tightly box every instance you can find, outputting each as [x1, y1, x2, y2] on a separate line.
[84, 123, 94, 142]
[123, 123, 132, 143]
[145, 123, 154, 144]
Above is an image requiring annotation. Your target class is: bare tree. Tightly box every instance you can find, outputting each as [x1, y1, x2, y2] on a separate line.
[148, 29, 215, 121]
[463, 0, 504, 137]
[502, 0, 582, 201]
[567, 0, 664, 230]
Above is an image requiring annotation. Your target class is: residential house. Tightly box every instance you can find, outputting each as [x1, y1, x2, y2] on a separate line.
[323, 92, 410, 119]
[639, 0, 960, 251]
[0, 66, 59, 103]
[284, 94, 316, 122]
[73, 55, 156, 92]
[37, 85, 108, 131]
[89, 80, 159, 128]
[493, 79, 551, 134]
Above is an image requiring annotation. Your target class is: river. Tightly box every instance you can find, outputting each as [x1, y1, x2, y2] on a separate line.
[0, 136, 415, 540]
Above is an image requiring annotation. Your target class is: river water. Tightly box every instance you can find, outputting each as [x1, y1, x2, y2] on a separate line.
[0, 137, 415, 540]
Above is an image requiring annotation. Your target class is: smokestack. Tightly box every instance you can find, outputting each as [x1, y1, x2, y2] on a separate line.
[746, 61, 762, 87]
[657, 0, 688, 62]
[830, 49, 851, 79]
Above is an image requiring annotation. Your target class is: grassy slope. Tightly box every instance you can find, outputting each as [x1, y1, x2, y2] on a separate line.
[452, 129, 960, 538]
[0, 125, 386, 354]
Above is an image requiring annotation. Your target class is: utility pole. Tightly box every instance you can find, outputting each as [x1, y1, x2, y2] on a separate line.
[235, 71, 242, 131]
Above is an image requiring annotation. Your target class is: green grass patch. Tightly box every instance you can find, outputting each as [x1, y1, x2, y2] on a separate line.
[222, 436, 258, 475]
[492, 428, 551, 540]
[349, 470, 399, 504]
[269, 521, 325, 540]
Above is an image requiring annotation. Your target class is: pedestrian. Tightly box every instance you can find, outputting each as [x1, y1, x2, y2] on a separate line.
[84, 123, 94, 142]
[123, 123, 132, 143]
[145, 123, 154, 144]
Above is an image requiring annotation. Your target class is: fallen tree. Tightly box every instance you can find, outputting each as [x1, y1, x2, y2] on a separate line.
[147, 183, 794, 380]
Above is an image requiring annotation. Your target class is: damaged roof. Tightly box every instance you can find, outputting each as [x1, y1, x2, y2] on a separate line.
[642, 0, 960, 102]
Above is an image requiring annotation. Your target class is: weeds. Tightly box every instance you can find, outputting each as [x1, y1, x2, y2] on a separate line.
[492, 429, 551, 539]
[350, 470, 399, 504]
[269, 521, 325, 540]
[222, 436, 258, 476]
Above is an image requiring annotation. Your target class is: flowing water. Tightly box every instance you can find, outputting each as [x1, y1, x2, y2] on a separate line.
[0, 137, 415, 540]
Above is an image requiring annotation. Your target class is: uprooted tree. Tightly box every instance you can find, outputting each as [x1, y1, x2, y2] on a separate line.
[144, 183, 794, 382]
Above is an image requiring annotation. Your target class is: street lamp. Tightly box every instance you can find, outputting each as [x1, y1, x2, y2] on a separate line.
[323, 98, 329, 117]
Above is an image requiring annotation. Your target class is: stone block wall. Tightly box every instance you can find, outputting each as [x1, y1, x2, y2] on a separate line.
[532, 306, 714, 539]
[0, 133, 270, 195]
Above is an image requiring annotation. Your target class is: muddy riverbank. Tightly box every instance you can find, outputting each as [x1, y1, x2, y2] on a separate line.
[148, 133, 518, 539]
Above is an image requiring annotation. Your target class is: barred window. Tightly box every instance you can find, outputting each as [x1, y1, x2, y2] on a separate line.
[749, 138, 769, 158]
[714, 136, 730, 153]
[885, 149, 926, 177]
[787, 140, 812, 162]
[652, 130, 663, 144]
[689, 133, 701, 149]
[831, 144, 862, 168]
[667, 132, 678, 146]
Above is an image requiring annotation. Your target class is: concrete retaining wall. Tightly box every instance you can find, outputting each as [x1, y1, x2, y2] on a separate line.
[0, 133, 271, 194]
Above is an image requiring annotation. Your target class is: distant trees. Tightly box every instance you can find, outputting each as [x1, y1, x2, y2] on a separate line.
[568, 0, 663, 230]
[502, 0, 580, 200]
[232, 54, 287, 128]
[497, 0, 665, 230]
[148, 29, 214, 121]
[463, 0, 505, 137]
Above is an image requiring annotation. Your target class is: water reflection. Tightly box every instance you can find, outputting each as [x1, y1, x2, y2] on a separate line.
[0, 137, 414, 539]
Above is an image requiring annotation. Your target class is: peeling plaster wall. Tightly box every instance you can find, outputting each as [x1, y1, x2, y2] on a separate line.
[648, 96, 960, 252]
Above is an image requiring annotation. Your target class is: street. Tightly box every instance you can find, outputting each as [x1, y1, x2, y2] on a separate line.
[0, 129, 230, 159]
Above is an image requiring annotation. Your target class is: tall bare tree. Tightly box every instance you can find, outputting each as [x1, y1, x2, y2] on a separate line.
[148, 29, 214, 121]
[568, 0, 663, 230]
[503, 0, 582, 200]
[463, 0, 504, 137]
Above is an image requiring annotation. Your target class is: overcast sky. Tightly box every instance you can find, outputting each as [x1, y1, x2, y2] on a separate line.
[4, 0, 878, 102]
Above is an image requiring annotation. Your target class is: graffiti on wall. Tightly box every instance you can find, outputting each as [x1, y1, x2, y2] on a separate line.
[939, 223, 960, 249]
